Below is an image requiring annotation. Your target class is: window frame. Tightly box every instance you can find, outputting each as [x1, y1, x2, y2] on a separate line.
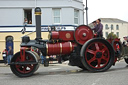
[24, 9, 32, 24]
[52, 8, 61, 24]
[105, 24, 109, 30]
[74, 9, 79, 25]
[116, 32, 119, 37]
[105, 32, 108, 38]
[111, 24, 114, 30]
[116, 25, 119, 30]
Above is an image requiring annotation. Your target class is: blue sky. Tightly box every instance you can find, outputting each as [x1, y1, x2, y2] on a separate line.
[83, 0, 128, 24]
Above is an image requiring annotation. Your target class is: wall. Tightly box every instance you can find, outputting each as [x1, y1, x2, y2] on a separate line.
[0, 32, 49, 60]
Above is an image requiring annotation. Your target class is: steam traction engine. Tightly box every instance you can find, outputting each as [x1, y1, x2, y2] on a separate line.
[10, 7, 124, 77]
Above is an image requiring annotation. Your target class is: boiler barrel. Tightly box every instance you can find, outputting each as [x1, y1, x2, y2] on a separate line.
[46, 42, 75, 55]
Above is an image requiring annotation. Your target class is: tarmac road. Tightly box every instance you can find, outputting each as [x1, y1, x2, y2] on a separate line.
[0, 60, 128, 85]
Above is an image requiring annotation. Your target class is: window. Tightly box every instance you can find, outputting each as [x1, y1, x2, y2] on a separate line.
[116, 32, 119, 37]
[111, 24, 114, 30]
[24, 9, 32, 24]
[53, 9, 61, 24]
[105, 24, 109, 30]
[74, 9, 79, 24]
[116, 25, 119, 30]
[106, 32, 108, 37]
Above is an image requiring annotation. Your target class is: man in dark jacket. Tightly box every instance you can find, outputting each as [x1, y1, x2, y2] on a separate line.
[92, 19, 103, 37]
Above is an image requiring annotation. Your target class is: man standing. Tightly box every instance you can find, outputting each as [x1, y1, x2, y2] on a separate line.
[92, 19, 103, 37]
[7, 46, 13, 64]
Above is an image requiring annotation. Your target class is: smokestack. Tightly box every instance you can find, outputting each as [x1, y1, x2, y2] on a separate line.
[35, 7, 42, 40]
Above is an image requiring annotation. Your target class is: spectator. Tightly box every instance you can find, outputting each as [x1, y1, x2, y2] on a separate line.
[29, 20, 32, 24]
[24, 18, 28, 25]
[123, 36, 128, 46]
[7, 46, 13, 65]
[2, 49, 8, 64]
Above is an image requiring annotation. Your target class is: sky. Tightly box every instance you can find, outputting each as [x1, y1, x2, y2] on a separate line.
[83, 0, 128, 24]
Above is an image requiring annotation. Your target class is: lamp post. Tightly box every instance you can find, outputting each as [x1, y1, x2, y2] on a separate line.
[85, 0, 88, 25]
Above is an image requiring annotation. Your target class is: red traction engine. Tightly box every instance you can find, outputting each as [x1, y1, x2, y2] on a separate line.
[10, 7, 122, 77]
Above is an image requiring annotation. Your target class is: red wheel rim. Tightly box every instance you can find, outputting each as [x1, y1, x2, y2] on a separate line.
[15, 54, 35, 74]
[85, 42, 110, 69]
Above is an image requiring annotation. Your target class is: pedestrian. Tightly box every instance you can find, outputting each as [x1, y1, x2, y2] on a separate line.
[123, 36, 128, 46]
[7, 46, 13, 65]
[92, 19, 103, 37]
[2, 49, 8, 64]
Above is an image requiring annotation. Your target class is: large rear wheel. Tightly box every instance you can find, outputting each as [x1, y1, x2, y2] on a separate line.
[10, 51, 39, 77]
[81, 38, 115, 72]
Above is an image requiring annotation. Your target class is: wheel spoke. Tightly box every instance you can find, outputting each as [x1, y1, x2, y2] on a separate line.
[16, 65, 21, 68]
[23, 66, 27, 73]
[88, 57, 96, 64]
[102, 55, 108, 61]
[87, 49, 96, 55]
[97, 59, 101, 68]
[27, 64, 33, 70]
[95, 43, 100, 50]
[101, 48, 107, 53]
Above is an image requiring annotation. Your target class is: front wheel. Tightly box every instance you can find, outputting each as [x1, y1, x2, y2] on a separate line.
[10, 51, 39, 77]
[81, 38, 115, 72]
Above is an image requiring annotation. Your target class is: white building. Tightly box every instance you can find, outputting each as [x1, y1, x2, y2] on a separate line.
[0, 0, 84, 26]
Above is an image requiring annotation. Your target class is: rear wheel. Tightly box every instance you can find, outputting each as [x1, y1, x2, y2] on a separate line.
[10, 51, 39, 77]
[81, 38, 115, 72]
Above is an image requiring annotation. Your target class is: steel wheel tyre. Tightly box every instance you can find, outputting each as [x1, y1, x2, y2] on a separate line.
[10, 51, 39, 77]
[124, 58, 128, 64]
[81, 38, 115, 72]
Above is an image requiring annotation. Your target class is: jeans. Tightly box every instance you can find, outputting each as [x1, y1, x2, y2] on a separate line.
[7, 55, 12, 64]
[3, 57, 7, 64]
[41, 55, 46, 64]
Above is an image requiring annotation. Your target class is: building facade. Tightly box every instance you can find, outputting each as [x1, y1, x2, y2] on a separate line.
[0, 0, 84, 26]
[0, 0, 84, 60]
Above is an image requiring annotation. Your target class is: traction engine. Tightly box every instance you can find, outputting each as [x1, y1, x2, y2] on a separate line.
[10, 7, 125, 77]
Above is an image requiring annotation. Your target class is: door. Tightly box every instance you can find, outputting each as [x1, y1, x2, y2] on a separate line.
[6, 36, 13, 51]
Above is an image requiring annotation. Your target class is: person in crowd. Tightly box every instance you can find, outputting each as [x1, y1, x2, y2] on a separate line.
[123, 36, 128, 46]
[24, 18, 28, 25]
[7, 46, 13, 64]
[92, 19, 103, 37]
[2, 49, 8, 64]
[29, 20, 32, 24]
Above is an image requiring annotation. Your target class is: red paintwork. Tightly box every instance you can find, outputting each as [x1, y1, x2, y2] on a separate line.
[85, 42, 110, 69]
[15, 54, 35, 74]
[47, 42, 76, 55]
[20, 47, 26, 62]
[51, 31, 59, 39]
[74, 25, 93, 45]
[51, 31, 74, 41]
[107, 38, 121, 63]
